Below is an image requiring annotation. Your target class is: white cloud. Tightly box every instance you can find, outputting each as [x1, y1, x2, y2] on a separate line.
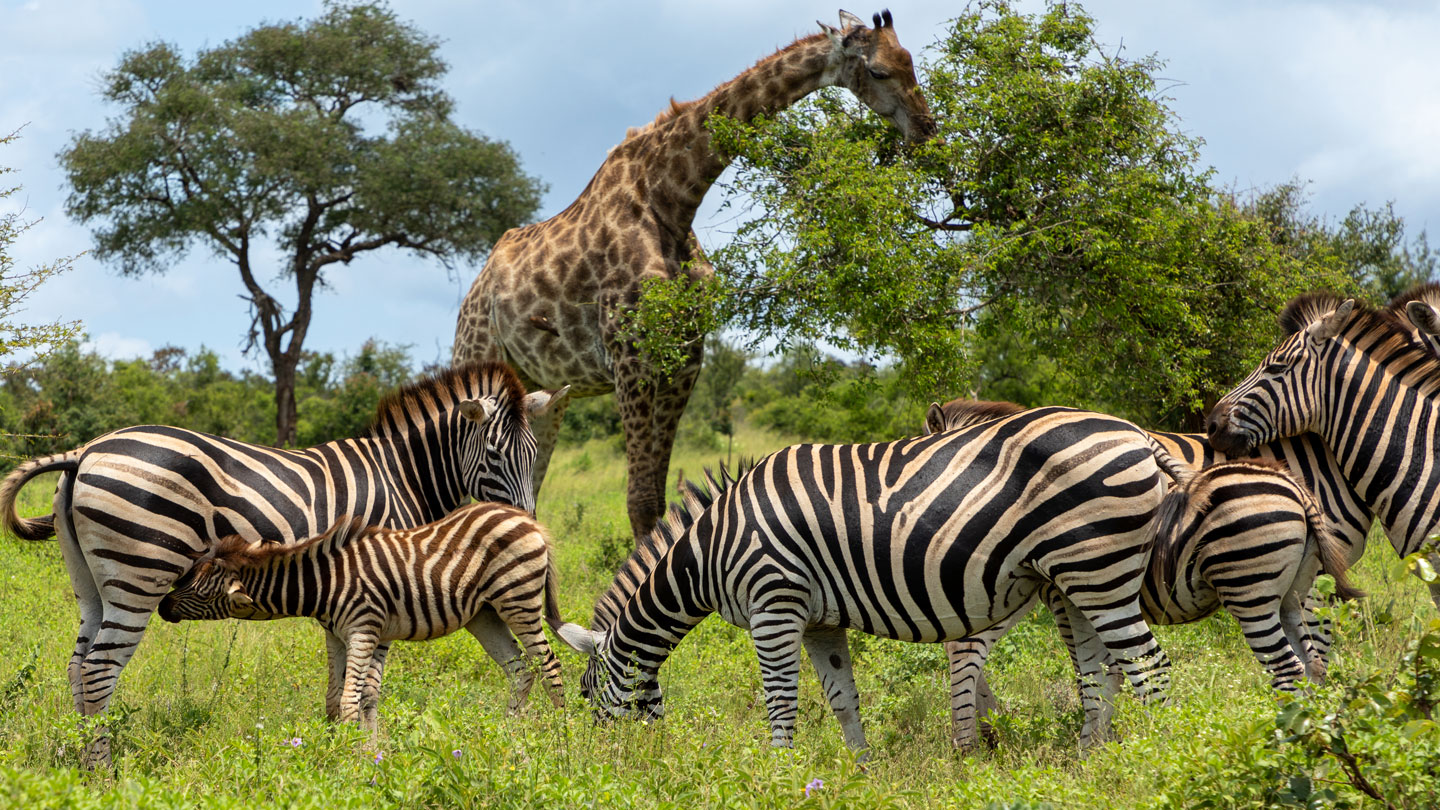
[86, 331, 151, 361]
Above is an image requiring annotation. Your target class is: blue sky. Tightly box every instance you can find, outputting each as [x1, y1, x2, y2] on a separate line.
[3, 1, 1439, 374]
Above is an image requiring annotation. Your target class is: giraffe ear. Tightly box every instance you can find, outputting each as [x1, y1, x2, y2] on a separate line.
[837, 9, 865, 29]
[818, 20, 843, 47]
[523, 385, 570, 418]
[1406, 300, 1440, 336]
[459, 396, 500, 427]
[924, 402, 946, 435]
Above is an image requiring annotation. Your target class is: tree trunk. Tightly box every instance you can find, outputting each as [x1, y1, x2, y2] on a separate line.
[272, 352, 300, 448]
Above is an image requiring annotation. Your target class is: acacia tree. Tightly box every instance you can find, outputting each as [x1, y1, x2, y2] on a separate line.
[690, 1, 1366, 429]
[60, 2, 544, 445]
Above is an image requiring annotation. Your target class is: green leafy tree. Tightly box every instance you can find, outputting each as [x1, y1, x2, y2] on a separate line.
[1, 130, 81, 381]
[59, 2, 544, 446]
[698, 1, 1360, 428]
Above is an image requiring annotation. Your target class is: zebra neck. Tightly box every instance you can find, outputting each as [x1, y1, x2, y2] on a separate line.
[1320, 359, 1440, 557]
[609, 538, 712, 673]
[237, 539, 344, 620]
[350, 422, 467, 522]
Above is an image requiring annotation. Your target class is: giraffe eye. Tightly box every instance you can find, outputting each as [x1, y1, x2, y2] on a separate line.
[868, 67, 890, 80]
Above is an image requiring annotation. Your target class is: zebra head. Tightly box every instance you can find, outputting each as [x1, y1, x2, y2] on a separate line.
[457, 385, 570, 514]
[158, 551, 259, 623]
[1208, 297, 1356, 456]
[554, 621, 664, 723]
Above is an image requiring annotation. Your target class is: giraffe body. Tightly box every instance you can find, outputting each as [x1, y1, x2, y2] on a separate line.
[454, 10, 934, 537]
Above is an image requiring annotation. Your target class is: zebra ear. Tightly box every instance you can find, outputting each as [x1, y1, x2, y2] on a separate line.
[226, 579, 254, 611]
[1406, 300, 1440, 336]
[1307, 298, 1355, 343]
[524, 385, 570, 418]
[924, 402, 946, 435]
[554, 621, 601, 655]
[459, 397, 499, 427]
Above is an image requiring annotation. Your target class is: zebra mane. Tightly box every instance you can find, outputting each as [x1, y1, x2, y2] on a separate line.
[1385, 280, 1440, 314]
[589, 463, 749, 632]
[368, 361, 528, 435]
[210, 517, 372, 569]
[1278, 290, 1440, 395]
[936, 398, 1026, 430]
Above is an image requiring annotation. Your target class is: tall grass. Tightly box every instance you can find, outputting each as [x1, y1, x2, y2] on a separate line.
[0, 425, 1434, 807]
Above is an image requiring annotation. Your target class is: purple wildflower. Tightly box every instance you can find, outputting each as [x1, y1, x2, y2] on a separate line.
[804, 778, 824, 799]
[286, 737, 303, 748]
[452, 749, 463, 759]
[373, 751, 384, 765]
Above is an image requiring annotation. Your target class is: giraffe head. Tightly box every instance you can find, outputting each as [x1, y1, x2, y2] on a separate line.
[820, 9, 936, 143]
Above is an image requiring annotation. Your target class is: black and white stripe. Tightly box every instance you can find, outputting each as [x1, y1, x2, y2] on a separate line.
[157, 502, 565, 730]
[927, 397, 1369, 748]
[1209, 292, 1440, 612]
[0, 361, 565, 765]
[555, 407, 1173, 754]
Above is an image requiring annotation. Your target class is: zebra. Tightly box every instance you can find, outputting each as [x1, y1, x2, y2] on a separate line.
[927, 397, 1366, 748]
[1386, 281, 1440, 357]
[0, 361, 566, 766]
[1208, 291, 1440, 613]
[554, 406, 1175, 754]
[156, 502, 566, 731]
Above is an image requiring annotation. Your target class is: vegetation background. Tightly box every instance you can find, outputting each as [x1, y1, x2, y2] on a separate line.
[1, 1, 1439, 807]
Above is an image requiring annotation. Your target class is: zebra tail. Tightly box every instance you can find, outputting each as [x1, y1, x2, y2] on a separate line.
[1305, 494, 1365, 601]
[542, 528, 563, 629]
[1148, 482, 1194, 594]
[1146, 435, 1195, 486]
[0, 450, 81, 541]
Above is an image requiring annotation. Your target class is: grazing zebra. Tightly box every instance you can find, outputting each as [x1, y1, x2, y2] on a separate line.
[555, 406, 1174, 754]
[927, 398, 1365, 748]
[157, 502, 566, 731]
[1208, 292, 1440, 612]
[0, 361, 566, 766]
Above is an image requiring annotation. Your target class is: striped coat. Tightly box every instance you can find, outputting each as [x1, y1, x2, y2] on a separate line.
[556, 407, 1173, 753]
[0, 362, 565, 765]
[1209, 292, 1440, 612]
[158, 503, 565, 730]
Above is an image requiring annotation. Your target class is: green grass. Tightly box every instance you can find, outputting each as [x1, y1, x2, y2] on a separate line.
[0, 426, 1435, 807]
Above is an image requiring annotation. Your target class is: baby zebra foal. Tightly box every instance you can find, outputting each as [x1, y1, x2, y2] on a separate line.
[159, 503, 565, 730]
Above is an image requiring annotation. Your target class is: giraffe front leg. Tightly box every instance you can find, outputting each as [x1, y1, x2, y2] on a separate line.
[528, 395, 571, 508]
[802, 628, 867, 757]
[611, 348, 666, 540]
[646, 336, 703, 511]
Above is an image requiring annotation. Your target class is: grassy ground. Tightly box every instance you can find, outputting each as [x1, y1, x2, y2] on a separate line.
[0, 422, 1435, 807]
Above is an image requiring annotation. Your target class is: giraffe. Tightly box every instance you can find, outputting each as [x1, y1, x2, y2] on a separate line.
[453, 10, 936, 539]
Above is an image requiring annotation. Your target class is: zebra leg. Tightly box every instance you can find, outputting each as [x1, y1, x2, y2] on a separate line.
[1220, 591, 1307, 691]
[1041, 583, 1123, 732]
[801, 628, 867, 756]
[55, 480, 100, 714]
[466, 607, 534, 713]
[359, 642, 390, 732]
[339, 629, 379, 728]
[76, 603, 159, 768]
[749, 611, 808, 749]
[945, 596, 1037, 750]
[1055, 579, 1170, 707]
[324, 631, 347, 722]
[496, 605, 565, 709]
[1056, 596, 1124, 750]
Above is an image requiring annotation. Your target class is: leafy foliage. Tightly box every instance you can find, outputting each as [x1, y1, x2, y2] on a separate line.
[0, 339, 414, 460]
[0, 131, 82, 381]
[58, 2, 544, 445]
[698, 1, 1374, 429]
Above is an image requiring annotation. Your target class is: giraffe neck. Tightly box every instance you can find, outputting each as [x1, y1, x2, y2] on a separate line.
[622, 33, 840, 228]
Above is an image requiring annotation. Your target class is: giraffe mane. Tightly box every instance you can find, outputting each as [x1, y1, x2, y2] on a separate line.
[589, 463, 749, 632]
[1277, 291, 1440, 396]
[367, 361, 528, 435]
